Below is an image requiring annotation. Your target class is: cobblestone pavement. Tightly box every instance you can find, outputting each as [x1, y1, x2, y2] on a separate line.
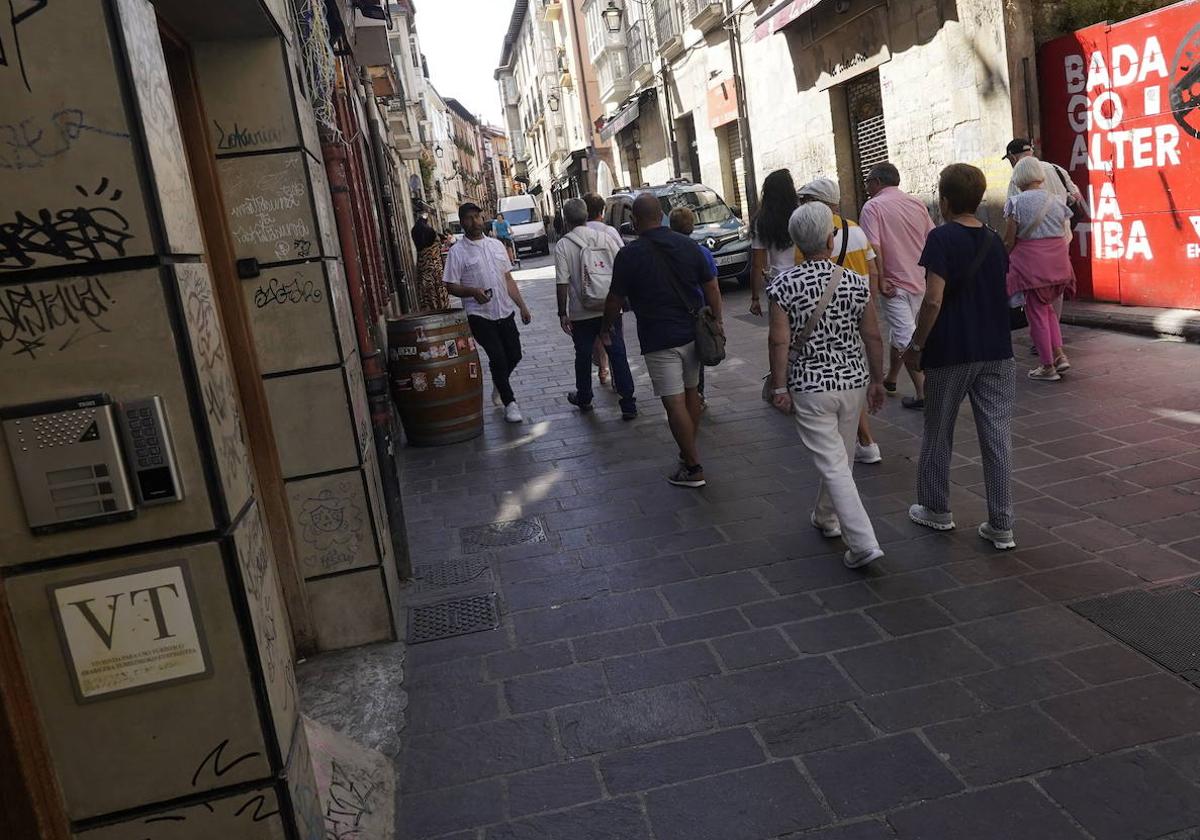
[395, 253, 1200, 839]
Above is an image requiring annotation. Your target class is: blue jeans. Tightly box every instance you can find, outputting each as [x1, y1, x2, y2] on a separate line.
[571, 315, 636, 413]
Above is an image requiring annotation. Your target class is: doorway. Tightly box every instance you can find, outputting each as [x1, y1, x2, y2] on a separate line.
[845, 70, 889, 211]
[718, 121, 745, 213]
[676, 112, 701, 183]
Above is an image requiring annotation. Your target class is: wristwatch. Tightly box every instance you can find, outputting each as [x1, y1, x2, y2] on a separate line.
[907, 341, 923, 354]
[772, 387, 788, 396]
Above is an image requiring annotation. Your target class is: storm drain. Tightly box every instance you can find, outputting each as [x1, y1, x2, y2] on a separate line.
[408, 593, 499, 644]
[460, 517, 547, 553]
[411, 556, 492, 592]
[1071, 586, 1200, 679]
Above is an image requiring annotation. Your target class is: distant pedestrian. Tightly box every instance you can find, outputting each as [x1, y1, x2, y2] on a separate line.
[555, 198, 637, 419]
[903, 163, 1017, 550]
[668, 206, 714, 408]
[859, 162, 934, 410]
[412, 214, 451, 311]
[748, 169, 799, 317]
[1003, 157, 1075, 381]
[494, 212, 517, 265]
[604, 193, 724, 487]
[584, 192, 626, 386]
[443, 201, 533, 424]
[797, 177, 883, 466]
[766, 201, 887, 569]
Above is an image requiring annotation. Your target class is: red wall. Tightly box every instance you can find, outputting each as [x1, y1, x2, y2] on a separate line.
[1039, 1, 1200, 309]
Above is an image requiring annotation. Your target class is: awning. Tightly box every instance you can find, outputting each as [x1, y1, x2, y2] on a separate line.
[599, 97, 641, 142]
[752, 0, 825, 40]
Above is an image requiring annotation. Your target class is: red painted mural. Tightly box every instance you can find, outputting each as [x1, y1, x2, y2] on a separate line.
[1040, 1, 1200, 309]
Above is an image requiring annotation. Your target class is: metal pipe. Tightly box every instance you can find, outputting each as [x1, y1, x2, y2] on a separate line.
[323, 121, 413, 583]
[726, 0, 759, 217]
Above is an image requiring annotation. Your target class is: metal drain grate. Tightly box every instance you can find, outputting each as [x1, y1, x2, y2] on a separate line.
[408, 594, 499, 644]
[460, 517, 547, 553]
[412, 556, 492, 591]
[1071, 587, 1200, 676]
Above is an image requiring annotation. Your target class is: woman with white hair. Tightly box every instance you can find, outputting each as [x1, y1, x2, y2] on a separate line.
[767, 202, 888, 569]
[1003, 156, 1076, 381]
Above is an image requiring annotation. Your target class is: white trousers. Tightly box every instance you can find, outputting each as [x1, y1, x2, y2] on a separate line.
[791, 386, 879, 554]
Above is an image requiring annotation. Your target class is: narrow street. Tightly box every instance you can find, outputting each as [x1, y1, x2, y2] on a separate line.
[396, 254, 1200, 840]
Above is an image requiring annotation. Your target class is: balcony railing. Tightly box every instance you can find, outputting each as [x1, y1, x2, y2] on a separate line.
[628, 18, 651, 74]
[685, 0, 724, 31]
[654, 0, 678, 45]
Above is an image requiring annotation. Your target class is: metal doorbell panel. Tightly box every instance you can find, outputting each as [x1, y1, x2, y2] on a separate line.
[1, 394, 137, 533]
[117, 396, 184, 506]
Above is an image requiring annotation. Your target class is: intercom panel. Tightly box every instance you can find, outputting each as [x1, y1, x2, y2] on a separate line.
[117, 395, 184, 506]
[1, 394, 137, 533]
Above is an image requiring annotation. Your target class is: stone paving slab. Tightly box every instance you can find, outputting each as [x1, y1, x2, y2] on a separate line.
[394, 256, 1200, 838]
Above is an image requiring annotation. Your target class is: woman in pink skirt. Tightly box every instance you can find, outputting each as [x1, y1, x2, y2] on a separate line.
[1003, 157, 1076, 382]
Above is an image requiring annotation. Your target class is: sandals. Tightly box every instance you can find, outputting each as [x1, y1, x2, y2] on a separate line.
[598, 367, 609, 385]
[883, 380, 898, 393]
[901, 396, 925, 410]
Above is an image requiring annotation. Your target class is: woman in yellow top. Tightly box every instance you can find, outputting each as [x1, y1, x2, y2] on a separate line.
[796, 178, 882, 465]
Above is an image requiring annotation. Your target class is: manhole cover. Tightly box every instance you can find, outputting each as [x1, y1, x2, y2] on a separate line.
[460, 517, 547, 553]
[408, 594, 499, 644]
[412, 556, 491, 591]
[1072, 587, 1200, 675]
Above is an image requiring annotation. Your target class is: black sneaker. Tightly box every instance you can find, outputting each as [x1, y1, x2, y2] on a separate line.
[621, 409, 638, 421]
[567, 392, 593, 412]
[668, 464, 706, 488]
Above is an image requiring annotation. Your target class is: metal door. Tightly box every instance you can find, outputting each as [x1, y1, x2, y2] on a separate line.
[846, 70, 889, 211]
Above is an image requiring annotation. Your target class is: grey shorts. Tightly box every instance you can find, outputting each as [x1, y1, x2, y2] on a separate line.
[644, 342, 700, 397]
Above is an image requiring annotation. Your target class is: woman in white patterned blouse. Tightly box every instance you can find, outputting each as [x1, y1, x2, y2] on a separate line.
[766, 202, 888, 569]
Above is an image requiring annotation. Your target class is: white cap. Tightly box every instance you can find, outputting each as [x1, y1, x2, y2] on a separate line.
[797, 177, 841, 205]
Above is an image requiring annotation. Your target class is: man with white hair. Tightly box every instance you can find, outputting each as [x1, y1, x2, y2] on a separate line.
[798, 177, 883, 464]
[555, 197, 637, 419]
[859, 162, 934, 411]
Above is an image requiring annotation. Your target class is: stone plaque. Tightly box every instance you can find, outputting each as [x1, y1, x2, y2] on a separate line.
[50, 563, 210, 701]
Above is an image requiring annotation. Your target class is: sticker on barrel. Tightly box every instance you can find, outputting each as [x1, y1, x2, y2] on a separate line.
[433, 373, 447, 388]
[412, 372, 428, 392]
[468, 362, 479, 379]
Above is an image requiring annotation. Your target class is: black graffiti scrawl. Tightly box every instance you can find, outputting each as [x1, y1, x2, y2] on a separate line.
[0, 179, 133, 270]
[1, 0, 48, 92]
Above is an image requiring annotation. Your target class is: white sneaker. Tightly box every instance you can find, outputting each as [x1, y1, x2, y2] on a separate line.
[978, 522, 1017, 550]
[855, 442, 882, 464]
[844, 547, 885, 569]
[811, 512, 842, 539]
[504, 401, 523, 423]
[909, 504, 956, 531]
[492, 390, 504, 408]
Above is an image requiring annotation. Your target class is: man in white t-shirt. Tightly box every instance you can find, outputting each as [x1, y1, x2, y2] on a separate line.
[443, 201, 533, 423]
[556, 197, 637, 419]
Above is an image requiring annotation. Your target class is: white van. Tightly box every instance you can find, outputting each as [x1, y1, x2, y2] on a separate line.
[498, 194, 548, 256]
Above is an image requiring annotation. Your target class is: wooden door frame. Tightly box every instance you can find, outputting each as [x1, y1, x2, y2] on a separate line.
[158, 21, 316, 655]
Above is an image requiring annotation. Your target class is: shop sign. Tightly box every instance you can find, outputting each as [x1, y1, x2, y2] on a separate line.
[49, 563, 211, 702]
[1040, 1, 1200, 308]
[708, 77, 740, 128]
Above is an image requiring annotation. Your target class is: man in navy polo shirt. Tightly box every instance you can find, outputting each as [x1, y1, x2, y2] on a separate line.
[602, 193, 724, 488]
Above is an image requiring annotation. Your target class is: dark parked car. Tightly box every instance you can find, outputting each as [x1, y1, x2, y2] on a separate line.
[604, 179, 752, 285]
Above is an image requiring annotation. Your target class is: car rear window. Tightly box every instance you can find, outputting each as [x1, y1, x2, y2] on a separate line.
[658, 189, 733, 225]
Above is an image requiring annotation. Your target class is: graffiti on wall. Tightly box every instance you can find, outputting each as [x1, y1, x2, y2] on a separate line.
[233, 504, 299, 760]
[0, 179, 132, 269]
[0, 275, 115, 359]
[177, 263, 253, 515]
[0, 108, 130, 170]
[220, 153, 315, 264]
[288, 474, 370, 577]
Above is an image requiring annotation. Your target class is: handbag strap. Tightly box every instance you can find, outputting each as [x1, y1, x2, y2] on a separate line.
[963, 227, 997, 285]
[792, 263, 845, 353]
[789, 223, 850, 353]
[1018, 191, 1054, 239]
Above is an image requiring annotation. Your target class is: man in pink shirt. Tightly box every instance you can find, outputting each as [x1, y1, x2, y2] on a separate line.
[859, 162, 935, 410]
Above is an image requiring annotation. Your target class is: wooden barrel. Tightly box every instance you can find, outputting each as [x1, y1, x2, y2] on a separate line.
[387, 310, 483, 446]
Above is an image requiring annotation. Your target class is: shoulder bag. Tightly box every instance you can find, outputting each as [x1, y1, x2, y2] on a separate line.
[761, 231, 849, 401]
[650, 242, 726, 366]
[1052, 165, 1089, 229]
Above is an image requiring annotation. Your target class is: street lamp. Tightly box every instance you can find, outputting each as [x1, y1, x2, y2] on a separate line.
[602, 0, 622, 33]
[547, 93, 560, 112]
[435, 144, 444, 158]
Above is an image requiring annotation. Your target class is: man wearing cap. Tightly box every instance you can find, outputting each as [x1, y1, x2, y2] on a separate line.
[443, 201, 533, 424]
[859, 162, 934, 411]
[1003, 139, 1083, 236]
[797, 177, 883, 464]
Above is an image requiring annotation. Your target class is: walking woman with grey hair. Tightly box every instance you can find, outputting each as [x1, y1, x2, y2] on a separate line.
[767, 202, 888, 569]
[1003, 156, 1076, 381]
